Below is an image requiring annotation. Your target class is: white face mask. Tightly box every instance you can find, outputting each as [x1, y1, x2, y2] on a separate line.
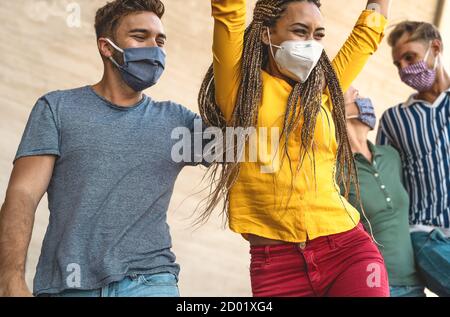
[267, 27, 324, 83]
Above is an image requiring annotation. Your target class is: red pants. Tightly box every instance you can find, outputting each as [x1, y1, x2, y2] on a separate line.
[250, 223, 390, 297]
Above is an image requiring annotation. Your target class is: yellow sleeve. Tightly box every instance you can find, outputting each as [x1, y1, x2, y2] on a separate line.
[211, 0, 246, 123]
[331, 10, 387, 95]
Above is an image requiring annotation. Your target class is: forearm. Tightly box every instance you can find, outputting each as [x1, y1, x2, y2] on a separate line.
[0, 156, 54, 296]
[366, 0, 391, 18]
[0, 192, 36, 282]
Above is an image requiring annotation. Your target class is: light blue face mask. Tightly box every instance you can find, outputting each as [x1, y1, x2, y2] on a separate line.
[347, 98, 377, 130]
[105, 38, 166, 92]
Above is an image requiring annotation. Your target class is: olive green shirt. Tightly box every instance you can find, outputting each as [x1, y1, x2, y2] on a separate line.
[345, 142, 421, 286]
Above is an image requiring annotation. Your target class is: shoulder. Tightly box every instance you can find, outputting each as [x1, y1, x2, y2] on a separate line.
[375, 144, 401, 160]
[379, 103, 405, 123]
[37, 86, 91, 111]
[151, 100, 200, 122]
[381, 103, 404, 116]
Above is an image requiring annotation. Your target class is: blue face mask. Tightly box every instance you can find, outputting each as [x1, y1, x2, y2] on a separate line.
[106, 38, 166, 92]
[347, 98, 377, 130]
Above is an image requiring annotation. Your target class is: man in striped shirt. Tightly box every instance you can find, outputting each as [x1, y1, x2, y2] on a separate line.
[377, 21, 450, 296]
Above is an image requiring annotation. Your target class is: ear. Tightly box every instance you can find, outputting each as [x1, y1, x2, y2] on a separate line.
[428, 39, 442, 57]
[98, 38, 114, 59]
[261, 27, 271, 46]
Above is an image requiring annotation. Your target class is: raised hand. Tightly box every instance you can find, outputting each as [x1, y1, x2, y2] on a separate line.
[366, 0, 391, 18]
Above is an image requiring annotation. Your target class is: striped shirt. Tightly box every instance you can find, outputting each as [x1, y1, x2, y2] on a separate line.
[376, 88, 450, 229]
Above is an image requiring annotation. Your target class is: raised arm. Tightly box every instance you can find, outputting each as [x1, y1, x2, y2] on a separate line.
[0, 156, 56, 297]
[211, 0, 246, 122]
[331, 0, 390, 94]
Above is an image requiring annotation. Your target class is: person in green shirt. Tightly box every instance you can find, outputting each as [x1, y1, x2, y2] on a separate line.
[343, 86, 425, 297]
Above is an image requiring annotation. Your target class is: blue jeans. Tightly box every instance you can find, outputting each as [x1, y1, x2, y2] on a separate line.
[42, 273, 180, 297]
[389, 285, 426, 297]
[411, 229, 450, 297]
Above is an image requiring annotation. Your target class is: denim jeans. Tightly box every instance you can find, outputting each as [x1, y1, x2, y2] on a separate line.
[41, 273, 180, 297]
[389, 285, 426, 297]
[411, 229, 450, 297]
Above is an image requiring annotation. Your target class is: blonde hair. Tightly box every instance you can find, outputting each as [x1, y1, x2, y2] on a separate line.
[388, 21, 442, 47]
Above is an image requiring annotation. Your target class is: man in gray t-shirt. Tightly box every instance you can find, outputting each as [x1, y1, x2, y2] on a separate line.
[0, 0, 207, 297]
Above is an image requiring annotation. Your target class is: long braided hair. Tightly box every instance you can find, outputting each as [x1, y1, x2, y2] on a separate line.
[197, 0, 360, 225]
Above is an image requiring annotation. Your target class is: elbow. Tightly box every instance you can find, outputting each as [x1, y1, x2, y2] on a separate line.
[2, 189, 38, 215]
[212, 3, 246, 31]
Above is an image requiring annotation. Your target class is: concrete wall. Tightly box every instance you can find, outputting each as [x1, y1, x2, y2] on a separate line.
[0, 0, 443, 296]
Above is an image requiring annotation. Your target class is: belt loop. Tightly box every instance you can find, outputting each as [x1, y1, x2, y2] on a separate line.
[328, 236, 336, 250]
[264, 246, 271, 265]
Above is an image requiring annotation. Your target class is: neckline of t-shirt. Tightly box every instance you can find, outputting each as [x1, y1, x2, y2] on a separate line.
[86, 85, 150, 111]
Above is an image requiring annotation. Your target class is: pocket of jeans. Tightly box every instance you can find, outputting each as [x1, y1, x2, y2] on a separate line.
[139, 273, 178, 287]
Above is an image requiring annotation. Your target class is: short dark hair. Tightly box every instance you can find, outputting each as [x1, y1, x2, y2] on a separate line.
[95, 0, 165, 39]
[388, 21, 442, 48]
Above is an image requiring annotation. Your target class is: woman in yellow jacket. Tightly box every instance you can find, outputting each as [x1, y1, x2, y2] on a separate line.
[199, 0, 391, 296]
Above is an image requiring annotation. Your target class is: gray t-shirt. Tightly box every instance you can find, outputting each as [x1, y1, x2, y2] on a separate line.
[15, 86, 205, 296]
